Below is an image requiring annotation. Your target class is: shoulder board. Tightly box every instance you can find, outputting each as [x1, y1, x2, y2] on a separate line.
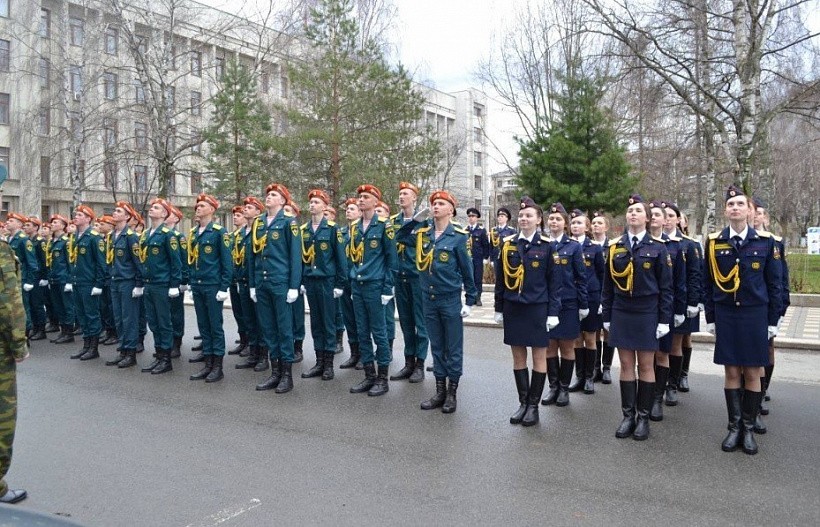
[539, 235, 551, 243]
[504, 234, 517, 243]
[19, 234, 28, 239]
[351, 219, 360, 226]
[453, 226, 468, 235]
[161, 227, 170, 233]
[126, 229, 134, 236]
[300, 222, 308, 230]
[212, 224, 223, 231]
[756, 230, 770, 238]
[666, 235, 680, 242]
[608, 238, 621, 246]
[284, 212, 294, 218]
[651, 235, 665, 243]
[682, 234, 697, 242]
[61, 235, 68, 241]
[708, 232, 721, 240]
[377, 217, 386, 223]
[773, 235, 782, 242]
[90, 229, 99, 236]
[389, 213, 400, 221]
[327, 220, 336, 227]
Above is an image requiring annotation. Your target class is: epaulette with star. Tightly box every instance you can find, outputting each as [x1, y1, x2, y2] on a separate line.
[161, 226, 170, 233]
[90, 229, 99, 236]
[504, 234, 518, 243]
[708, 231, 721, 240]
[453, 226, 468, 235]
[284, 212, 294, 218]
[212, 224, 223, 231]
[327, 220, 336, 227]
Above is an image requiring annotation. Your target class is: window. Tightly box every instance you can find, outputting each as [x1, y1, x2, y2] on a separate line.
[39, 58, 49, 88]
[168, 45, 177, 70]
[165, 86, 175, 111]
[474, 127, 482, 143]
[135, 80, 145, 103]
[0, 93, 9, 124]
[0, 40, 9, 72]
[70, 65, 82, 95]
[103, 118, 118, 150]
[0, 0, 8, 18]
[69, 17, 84, 47]
[166, 127, 176, 153]
[40, 156, 51, 187]
[104, 161, 117, 190]
[40, 9, 50, 38]
[0, 148, 8, 180]
[190, 170, 202, 194]
[135, 165, 148, 192]
[190, 51, 201, 77]
[38, 107, 50, 135]
[473, 151, 482, 167]
[215, 57, 225, 79]
[191, 130, 201, 155]
[474, 175, 482, 190]
[105, 27, 118, 55]
[280, 73, 288, 98]
[190, 91, 201, 116]
[103, 72, 118, 100]
[473, 104, 484, 118]
[261, 72, 269, 94]
[135, 35, 147, 55]
[135, 121, 147, 151]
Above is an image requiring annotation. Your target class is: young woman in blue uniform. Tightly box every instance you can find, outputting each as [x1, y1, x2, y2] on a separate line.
[494, 197, 561, 426]
[569, 209, 604, 394]
[590, 211, 612, 382]
[541, 203, 588, 407]
[602, 195, 673, 441]
[704, 186, 782, 455]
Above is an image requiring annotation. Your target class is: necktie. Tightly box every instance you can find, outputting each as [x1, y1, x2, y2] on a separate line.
[631, 236, 639, 251]
[732, 235, 742, 251]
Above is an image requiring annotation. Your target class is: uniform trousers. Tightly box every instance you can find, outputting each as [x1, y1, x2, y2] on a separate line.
[292, 291, 306, 341]
[192, 285, 225, 357]
[341, 286, 358, 344]
[237, 283, 259, 347]
[73, 285, 101, 338]
[255, 282, 294, 362]
[395, 274, 429, 360]
[351, 280, 391, 366]
[169, 294, 185, 339]
[424, 291, 464, 383]
[305, 276, 336, 354]
[49, 281, 74, 326]
[111, 279, 140, 351]
[144, 284, 173, 350]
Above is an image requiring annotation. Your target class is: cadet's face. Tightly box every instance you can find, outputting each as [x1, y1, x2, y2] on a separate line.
[518, 208, 540, 233]
[398, 189, 416, 208]
[431, 199, 452, 219]
[243, 204, 260, 219]
[73, 212, 90, 227]
[266, 191, 285, 208]
[626, 204, 647, 227]
[346, 204, 361, 220]
[591, 216, 607, 235]
[194, 201, 213, 219]
[149, 203, 168, 220]
[547, 213, 565, 234]
[22, 222, 36, 235]
[650, 207, 665, 229]
[467, 213, 478, 225]
[51, 220, 64, 232]
[323, 210, 335, 221]
[112, 207, 129, 223]
[664, 208, 678, 231]
[496, 213, 508, 226]
[100, 222, 113, 234]
[308, 197, 325, 216]
[725, 196, 748, 222]
[569, 216, 587, 236]
[374, 206, 388, 219]
[233, 212, 245, 226]
[358, 192, 376, 212]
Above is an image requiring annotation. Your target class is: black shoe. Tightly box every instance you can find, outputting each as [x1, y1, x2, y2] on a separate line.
[253, 353, 270, 372]
[339, 343, 360, 369]
[650, 366, 669, 422]
[601, 343, 615, 384]
[322, 352, 335, 380]
[105, 352, 127, 366]
[45, 322, 60, 333]
[679, 347, 692, 392]
[633, 380, 654, 441]
[665, 384, 679, 406]
[188, 352, 205, 363]
[79, 337, 100, 361]
[29, 328, 47, 341]
[390, 355, 414, 381]
[510, 368, 529, 424]
[759, 375, 770, 415]
[522, 371, 546, 427]
[568, 348, 585, 392]
[101, 331, 119, 345]
[741, 390, 763, 455]
[52, 326, 75, 344]
[292, 340, 303, 363]
[408, 358, 425, 383]
[616, 381, 638, 438]
[421, 378, 447, 410]
[601, 367, 612, 385]
[350, 363, 376, 393]
[236, 345, 260, 369]
[540, 357, 560, 405]
[368, 365, 389, 396]
[256, 360, 282, 390]
[191, 343, 204, 352]
[721, 389, 743, 452]
[556, 358, 574, 407]
[302, 353, 325, 378]
[136, 338, 145, 353]
[170, 336, 182, 359]
[117, 351, 137, 368]
[0, 489, 27, 504]
[205, 355, 224, 382]
[593, 341, 603, 382]
[274, 361, 293, 393]
[441, 380, 458, 413]
[142, 354, 161, 372]
[475, 297, 482, 307]
[70, 338, 90, 359]
[190, 356, 214, 381]
[666, 355, 682, 406]
[151, 350, 173, 375]
[426, 365, 433, 372]
[228, 334, 248, 355]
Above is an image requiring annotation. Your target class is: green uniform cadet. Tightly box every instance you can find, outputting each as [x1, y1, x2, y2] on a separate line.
[301, 217, 347, 374]
[230, 226, 251, 352]
[338, 223, 360, 365]
[249, 210, 302, 363]
[168, 227, 188, 353]
[391, 212, 429, 378]
[234, 222, 262, 366]
[69, 227, 106, 339]
[29, 233, 49, 337]
[188, 221, 233, 357]
[8, 231, 38, 332]
[0, 239, 29, 501]
[47, 233, 76, 338]
[108, 226, 142, 366]
[139, 225, 182, 353]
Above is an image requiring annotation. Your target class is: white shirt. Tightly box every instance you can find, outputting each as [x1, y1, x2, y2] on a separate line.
[729, 225, 749, 241]
[517, 231, 537, 244]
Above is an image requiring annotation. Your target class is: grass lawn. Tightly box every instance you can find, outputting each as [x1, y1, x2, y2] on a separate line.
[787, 253, 820, 294]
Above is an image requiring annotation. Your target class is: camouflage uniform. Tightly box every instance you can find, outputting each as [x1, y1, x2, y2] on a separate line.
[0, 240, 29, 497]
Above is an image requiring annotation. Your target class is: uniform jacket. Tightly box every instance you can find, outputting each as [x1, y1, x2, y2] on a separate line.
[347, 215, 397, 296]
[677, 232, 704, 308]
[69, 227, 106, 288]
[301, 217, 347, 289]
[169, 228, 189, 285]
[248, 209, 302, 292]
[188, 221, 232, 290]
[47, 234, 72, 284]
[111, 227, 143, 286]
[32, 235, 49, 282]
[466, 224, 490, 261]
[493, 232, 563, 315]
[8, 231, 38, 286]
[140, 225, 182, 288]
[551, 233, 589, 308]
[391, 212, 421, 278]
[578, 236, 605, 294]
[489, 225, 517, 263]
[661, 233, 688, 318]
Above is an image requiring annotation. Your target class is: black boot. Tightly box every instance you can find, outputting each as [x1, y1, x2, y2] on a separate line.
[228, 333, 248, 355]
[339, 342, 360, 369]
[191, 340, 203, 352]
[45, 321, 60, 333]
[390, 355, 414, 381]
[763, 364, 774, 402]
[205, 355, 224, 383]
[601, 343, 615, 384]
[53, 325, 75, 344]
[322, 351, 335, 380]
[101, 329, 119, 346]
[741, 390, 763, 455]
[117, 350, 137, 368]
[189, 351, 205, 363]
[29, 327, 47, 341]
[650, 366, 669, 422]
[541, 357, 560, 405]
[679, 346, 692, 392]
[441, 380, 458, 414]
[106, 351, 127, 366]
[335, 330, 344, 354]
[409, 358, 425, 383]
[141, 351, 162, 372]
[293, 340, 303, 363]
[79, 336, 100, 360]
[70, 338, 90, 359]
[760, 372, 771, 415]
[522, 371, 546, 427]
[568, 348, 585, 392]
[510, 368, 529, 424]
[135, 335, 145, 353]
[616, 381, 637, 438]
[350, 363, 376, 394]
[151, 350, 173, 375]
[583, 347, 596, 394]
[302, 352, 325, 378]
[368, 365, 389, 396]
[256, 359, 282, 390]
[274, 361, 293, 392]
[170, 336, 182, 359]
[753, 387, 768, 434]
[556, 358, 574, 407]
[236, 345, 260, 369]
[666, 355, 682, 406]
[253, 350, 270, 372]
[189, 355, 214, 381]
[721, 388, 743, 452]
[421, 378, 447, 410]
[593, 340, 603, 382]
[633, 380, 654, 441]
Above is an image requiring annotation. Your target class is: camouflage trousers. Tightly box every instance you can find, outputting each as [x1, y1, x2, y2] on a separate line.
[0, 353, 17, 496]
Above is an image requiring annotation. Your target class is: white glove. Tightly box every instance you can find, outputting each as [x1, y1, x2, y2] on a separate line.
[413, 208, 430, 222]
[39, 279, 49, 287]
[179, 284, 189, 292]
[215, 290, 229, 302]
[23, 283, 34, 292]
[132, 287, 144, 298]
[579, 308, 589, 320]
[493, 312, 503, 324]
[656, 323, 670, 339]
[286, 288, 299, 303]
[64, 283, 73, 293]
[546, 316, 559, 331]
[168, 287, 180, 298]
[483, 259, 490, 265]
[597, 304, 603, 315]
[489, 261, 494, 268]
[250, 288, 257, 302]
[674, 314, 685, 327]
[777, 316, 784, 330]
[706, 322, 716, 335]
[767, 326, 778, 339]
[687, 305, 699, 318]
[300, 284, 306, 295]
[603, 322, 610, 331]
[380, 295, 393, 306]
[333, 288, 344, 299]
[460, 305, 472, 318]
[90, 287, 103, 296]
[697, 303, 705, 313]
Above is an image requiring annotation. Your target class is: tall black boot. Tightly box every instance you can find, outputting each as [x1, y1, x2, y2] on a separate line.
[53, 325, 75, 344]
[29, 326, 47, 341]
[593, 340, 603, 381]
[253, 348, 270, 372]
[335, 330, 345, 354]
[650, 366, 669, 421]
[136, 335, 145, 353]
[601, 342, 615, 384]
[541, 357, 560, 405]
[763, 364, 774, 402]
[556, 358, 574, 407]
[205, 355, 224, 383]
[350, 363, 376, 393]
[293, 340, 304, 363]
[70, 338, 90, 359]
[666, 355, 682, 406]
[228, 333, 248, 355]
[679, 346, 692, 392]
[151, 349, 173, 375]
[141, 351, 162, 372]
[274, 361, 293, 392]
[633, 380, 654, 441]
[322, 351, 335, 380]
[236, 345, 260, 369]
[741, 390, 764, 455]
[522, 371, 547, 427]
[117, 350, 137, 368]
[339, 342, 360, 369]
[753, 382, 768, 434]
[170, 336, 182, 358]
[368, 365, 389, 396]
[79, 336, 100, 360]
[408, 357, 425, 383]
[615, 380, 637, 438]
[441, 380, 458, 413]
[421, 378, 446, 410]
[190, 355, 214, 381]
[568, 348, 585, 392]
[390, 355, 414, 381]
[583, 348, 596, 394]
[106, 351, 127, 366]
[256, 359, 282, 390]
[301, 352, 325, 378]
[721, 388, 743, 452]
[510, 368, 529, 424]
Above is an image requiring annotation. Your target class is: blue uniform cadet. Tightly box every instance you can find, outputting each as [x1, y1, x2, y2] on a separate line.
[465, 207, 490, 306]
[488, 207, 517, 265]
[234, 196, 266, 371]
[106, 202, 143, 368]
[25, 218, 49, 340]
[68, 205, 107, 361]
[6, 215, 38, 334]
[46, 215, 76, 344]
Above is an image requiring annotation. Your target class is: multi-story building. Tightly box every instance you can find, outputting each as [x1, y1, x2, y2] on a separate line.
[489, 166, 520, 227]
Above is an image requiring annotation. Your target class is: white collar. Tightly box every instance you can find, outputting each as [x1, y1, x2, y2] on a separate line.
[628, 230, 647, 244]
[518, 231, 537, 243]
[729, 225, 749, 240]
[574, 234, 586, 244]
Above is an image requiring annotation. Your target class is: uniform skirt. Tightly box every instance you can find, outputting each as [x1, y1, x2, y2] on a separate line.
[609, 308, 659, 351]
[503, 301, 549, 347]
[713, 304, 769, 366]
[580, 291, 602, 333]
[549, 299, 581, 340]
[673, 314, 700, 334]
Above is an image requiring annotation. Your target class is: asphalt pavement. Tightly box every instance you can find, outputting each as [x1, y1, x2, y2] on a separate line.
[6, 308, 820, 526]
